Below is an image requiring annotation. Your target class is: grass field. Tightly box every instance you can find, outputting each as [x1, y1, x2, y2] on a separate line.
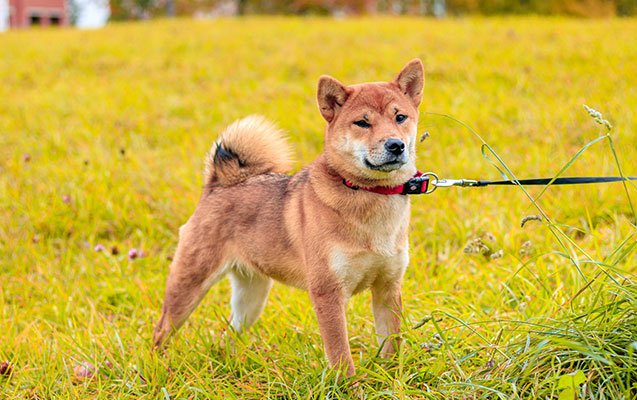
[1, 17, 636, 399]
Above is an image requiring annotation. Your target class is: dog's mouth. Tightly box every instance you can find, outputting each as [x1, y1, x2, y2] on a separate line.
[364, 158, 406, 172]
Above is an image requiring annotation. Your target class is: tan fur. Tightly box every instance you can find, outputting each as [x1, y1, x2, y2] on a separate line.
[154, 59, 425, 377]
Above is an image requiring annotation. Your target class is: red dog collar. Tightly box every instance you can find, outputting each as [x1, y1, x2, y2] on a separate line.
[342, 171, 433, 195]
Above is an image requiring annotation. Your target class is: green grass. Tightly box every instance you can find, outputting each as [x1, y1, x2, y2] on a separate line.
[1, 16, 636, 399]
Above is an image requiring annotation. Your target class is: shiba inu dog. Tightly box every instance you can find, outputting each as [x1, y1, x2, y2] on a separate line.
[153, 59, 425, 376]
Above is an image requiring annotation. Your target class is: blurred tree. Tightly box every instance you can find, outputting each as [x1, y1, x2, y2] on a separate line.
[445, 0, 479, 13]
[109, 0, 635, 19]
[549, 0, 616, 16]
[446, 0, 618, 15]
[617, 0, 637, 14]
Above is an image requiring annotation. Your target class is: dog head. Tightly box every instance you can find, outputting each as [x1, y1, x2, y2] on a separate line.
[317, 59, 424, 187]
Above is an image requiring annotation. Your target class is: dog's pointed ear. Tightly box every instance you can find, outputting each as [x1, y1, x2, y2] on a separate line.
[317, 75, 351, 123]
[394, 59, 424, 107]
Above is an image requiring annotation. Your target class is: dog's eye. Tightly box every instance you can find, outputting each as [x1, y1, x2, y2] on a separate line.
[396, 114, 408, 124]
[353, 120, 371, 129]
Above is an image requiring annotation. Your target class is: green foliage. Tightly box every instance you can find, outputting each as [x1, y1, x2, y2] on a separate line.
[557, 370, 586, 400]
[617, 0, 637, 14]
[0, 17, 636, 398]
[446, 0, 620, 16]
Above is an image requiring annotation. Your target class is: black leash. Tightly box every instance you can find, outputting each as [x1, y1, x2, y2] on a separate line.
[410, 173, 637, 195]
[474, 176, 637, 187]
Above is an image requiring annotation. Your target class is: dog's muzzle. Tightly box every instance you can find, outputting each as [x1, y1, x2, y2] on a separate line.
[364, 155, 407, 172]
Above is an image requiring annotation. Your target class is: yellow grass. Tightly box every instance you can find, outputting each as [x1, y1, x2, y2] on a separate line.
[1, 17, 636, 398]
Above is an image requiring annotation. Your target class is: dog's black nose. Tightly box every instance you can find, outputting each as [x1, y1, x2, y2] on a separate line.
[384, 138, 405, 156]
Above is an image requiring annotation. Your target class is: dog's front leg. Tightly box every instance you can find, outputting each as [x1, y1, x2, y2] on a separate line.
[371, 281, 403, 358]
[308, 271, 355, 377]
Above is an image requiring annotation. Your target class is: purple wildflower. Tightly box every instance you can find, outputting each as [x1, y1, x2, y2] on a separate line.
[128, 248, 139, 260]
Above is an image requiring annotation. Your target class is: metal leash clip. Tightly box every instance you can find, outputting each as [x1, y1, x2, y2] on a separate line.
[430, 177, 479, 188]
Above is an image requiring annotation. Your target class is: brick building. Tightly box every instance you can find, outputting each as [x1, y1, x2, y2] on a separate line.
[8, 0, 69, 27]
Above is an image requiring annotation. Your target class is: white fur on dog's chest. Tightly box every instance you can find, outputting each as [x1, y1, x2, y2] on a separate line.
[330, 245, 409, 297]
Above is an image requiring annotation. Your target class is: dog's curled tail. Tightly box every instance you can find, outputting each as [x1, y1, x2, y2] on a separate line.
[204, 115, 293, 187]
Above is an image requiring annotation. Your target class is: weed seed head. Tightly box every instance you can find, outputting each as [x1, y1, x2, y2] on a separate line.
[583, 105, 612, 132]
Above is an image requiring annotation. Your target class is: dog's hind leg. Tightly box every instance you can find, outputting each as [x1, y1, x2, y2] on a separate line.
[229, 266, 272, 333]
[153, 243, 229, 349]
